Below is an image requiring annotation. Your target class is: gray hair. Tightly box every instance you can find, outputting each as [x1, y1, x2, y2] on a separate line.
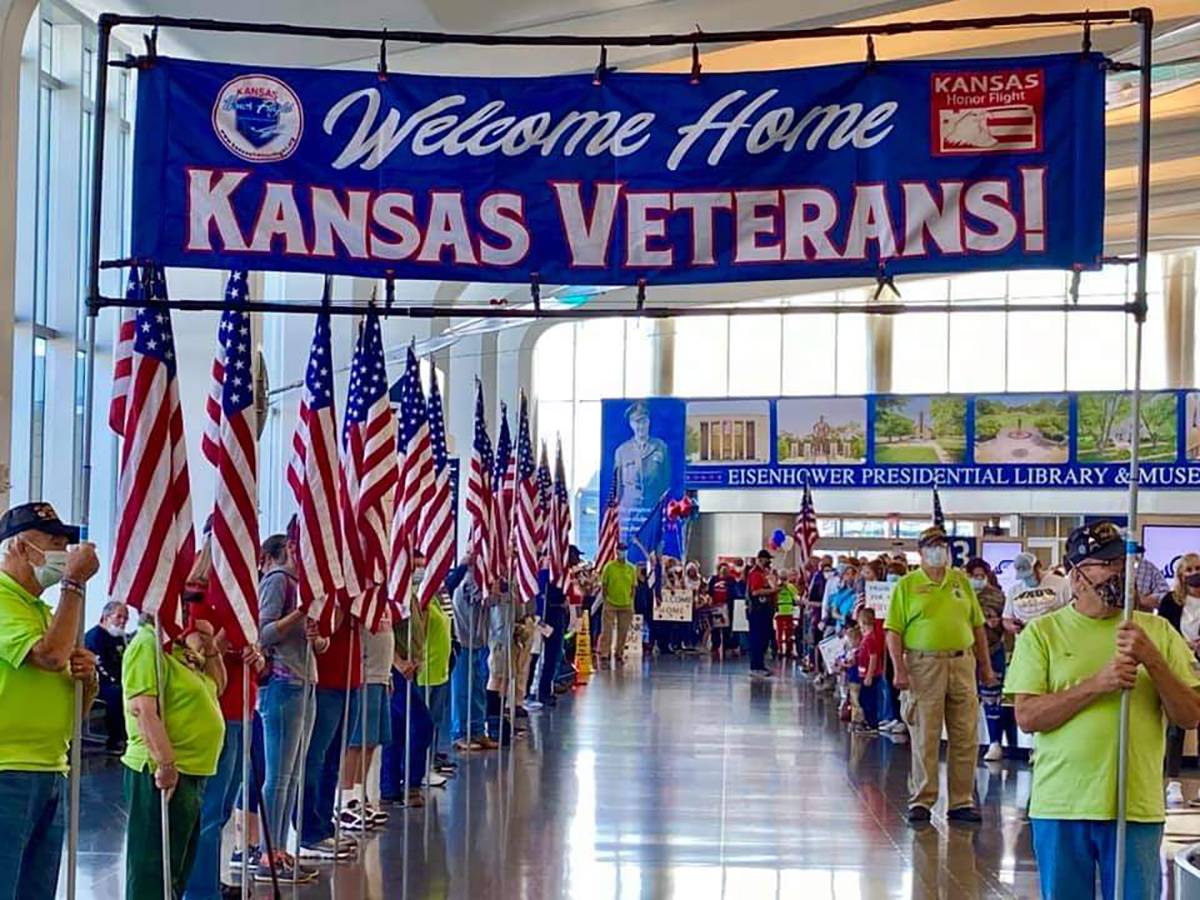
[101, 600, 126, 619]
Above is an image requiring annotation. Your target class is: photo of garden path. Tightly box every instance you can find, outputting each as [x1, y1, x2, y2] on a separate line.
[873, 396, 967, 464]
[974, 395, 1069, 464]
[1076, 392, 1177, 463]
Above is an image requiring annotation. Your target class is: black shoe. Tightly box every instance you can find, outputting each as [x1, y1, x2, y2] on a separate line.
[907, 806, 931, 823]
[947, 806, 982, 823]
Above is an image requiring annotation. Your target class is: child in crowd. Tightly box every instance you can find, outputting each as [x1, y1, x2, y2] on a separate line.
[856, 607, 883, 733]
[839, 626, 865, 728]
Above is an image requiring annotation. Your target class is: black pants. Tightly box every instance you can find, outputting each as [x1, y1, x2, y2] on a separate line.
[1167, 725, 1196, 778]
[98, 681, 126, 749]
[537, 605, 568, 703]
[748, 606, 774, 671]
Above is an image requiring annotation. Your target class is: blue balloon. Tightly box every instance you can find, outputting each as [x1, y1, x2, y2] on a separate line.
[772, 529, 787, 546]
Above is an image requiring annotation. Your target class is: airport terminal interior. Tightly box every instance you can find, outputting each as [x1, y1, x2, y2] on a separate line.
[1, 0, 1200, 898]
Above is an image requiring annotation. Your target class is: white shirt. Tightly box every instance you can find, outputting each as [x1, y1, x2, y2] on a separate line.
[1003, 572, 1071, 624]
[1180, 596, 1200, 644]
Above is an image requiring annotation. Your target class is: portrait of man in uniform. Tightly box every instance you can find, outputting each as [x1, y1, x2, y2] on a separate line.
[613, 400, 672, 537]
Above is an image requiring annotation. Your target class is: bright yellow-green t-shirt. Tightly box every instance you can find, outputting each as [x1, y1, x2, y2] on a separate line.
[122, 625, 225, 777]
[1005, 605, 1200, 823]
[884, 567, 982, 653]
[601, 560, 638, 609]
[777, 584, 797, 617]
[419, 601, 452, 688]
[0, 573, 74, 772]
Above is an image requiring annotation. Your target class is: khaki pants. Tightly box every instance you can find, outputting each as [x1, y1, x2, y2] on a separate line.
[602, 605, 634, 659]
[900, 651, 978, 811]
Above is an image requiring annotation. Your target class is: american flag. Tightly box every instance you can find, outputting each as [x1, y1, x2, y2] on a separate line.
[512, 395, 540, 603]
[793, 483, 818, 567]
[389, 344, 433, 618]
[464, 380, 494, 592]
[286, 309, 345, 626]
[201, 272, 260, 647]
[109, 265, 195, 638]
[548, 437, 572, 588]
[491, 406, 514, 579]
[339, 308, 397, 631]
[595, 479, 620, 571]
[417, 370, 453, 611]
[932, 486, 945, 529]
[535, 442, 552, 553]
[108, 268, 140, 435]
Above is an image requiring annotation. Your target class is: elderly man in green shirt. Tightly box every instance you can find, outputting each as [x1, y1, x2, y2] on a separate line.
[599, 543, 638, 668]
[1006, 521, 1200, 900]
[0, 502, 100, 900]
[885, 524, 997, 825]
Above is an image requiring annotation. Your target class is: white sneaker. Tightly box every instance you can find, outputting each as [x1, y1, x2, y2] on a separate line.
[887, 721, 908, 735]
[425, 772, 448, 788]
[984, 742, 1003, 762]
[1167, 781, 1185, 806]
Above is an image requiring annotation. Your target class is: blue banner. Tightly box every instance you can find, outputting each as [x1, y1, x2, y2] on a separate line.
[131, 54, 1105, 285]
[600, 391, 1200, 493]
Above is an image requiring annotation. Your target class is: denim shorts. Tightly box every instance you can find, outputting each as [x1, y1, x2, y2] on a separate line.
[349, 684, 392, 748]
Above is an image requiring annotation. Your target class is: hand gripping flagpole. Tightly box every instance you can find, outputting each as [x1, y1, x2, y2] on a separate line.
[1114, 11, 1153, 900]
[153, 620, 173, 900]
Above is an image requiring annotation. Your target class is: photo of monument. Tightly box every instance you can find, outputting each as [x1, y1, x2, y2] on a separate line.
[974, 395, 1069, 464]
[873, 396, 967, 464]
[777, 398, 866, 465]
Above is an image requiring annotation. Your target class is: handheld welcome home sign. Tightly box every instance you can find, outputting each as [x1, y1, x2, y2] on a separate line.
[131, 53, 1105, 286]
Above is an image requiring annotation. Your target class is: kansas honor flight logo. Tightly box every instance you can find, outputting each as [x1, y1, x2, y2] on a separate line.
[212, 74, 303, 163]
[930, 68, 1044, 155]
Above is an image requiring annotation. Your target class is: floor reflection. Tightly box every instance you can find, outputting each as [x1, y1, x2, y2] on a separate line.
[68, 657, 1042, 899]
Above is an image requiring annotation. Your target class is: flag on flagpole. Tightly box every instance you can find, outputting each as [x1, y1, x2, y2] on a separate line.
[932, 486, 946, 529]
[548, 437, 572, 588]
[389, 343, 434, 619]
[535, 442, 552, 555]
[108, 268, 141, 436]
[339, 308, 397, 631]
[793, 483, 819, 568]
[109, 265, 195, 639]
[418, 371, 453, 611]
[594, 479, 620, 571]
[464, 380, 494, 592]
[512, 394, 540, 603]
[201, 272, 260, 648]
[491, 405, 514, 580]
[286, 305, 345, 627]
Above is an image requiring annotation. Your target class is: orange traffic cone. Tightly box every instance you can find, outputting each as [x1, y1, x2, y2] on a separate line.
[574, 610, 592, 684]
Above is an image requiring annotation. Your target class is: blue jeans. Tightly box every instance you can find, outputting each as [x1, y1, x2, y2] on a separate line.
[451, 646, 489, 741]
[185, 721, 242, 900]
[1031, 819, 1163, 900]
[537, 605, 568, 703]
[381, 672, 434, 798]
[301, 686, 359, 846]
[425, 682, 450, 753]
[748, 606, 773, 670]
[259, 679, 315, 854]
[0, 771, 64, 900]
[878, 672, 896, 723]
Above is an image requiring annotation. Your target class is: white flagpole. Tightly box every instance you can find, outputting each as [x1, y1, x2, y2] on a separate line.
[424, 606, 433, 797]
[240, 660, 251, 900]
[359, 618, 370, 822]
[333, 620, 354, 854]
[292, 641, 315, 883]
[153, 619, 172, 900]
[404, 610, 413, 804]
[466, 601, 475, 751]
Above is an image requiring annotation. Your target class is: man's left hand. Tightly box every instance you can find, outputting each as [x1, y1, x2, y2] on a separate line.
[980, 667, 1000, 688]
[68, 648, 97, 682]
[1117, 620, 1160, 667]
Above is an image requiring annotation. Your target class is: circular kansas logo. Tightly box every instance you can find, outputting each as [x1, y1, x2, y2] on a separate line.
[212, 74, 303, 163]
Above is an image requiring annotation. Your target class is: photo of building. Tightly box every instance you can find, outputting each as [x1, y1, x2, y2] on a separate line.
[777, 398, 866, 464]
[686, 400, 770, 465]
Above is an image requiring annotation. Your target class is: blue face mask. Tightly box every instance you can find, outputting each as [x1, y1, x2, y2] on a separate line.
[969, 576, 988, 592]
[1021, 574, 1038, 588]
[886, 573, 900, 584]
[835, 562, 848, 575]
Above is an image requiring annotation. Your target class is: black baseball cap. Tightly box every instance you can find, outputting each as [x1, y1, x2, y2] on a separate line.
[0, 502, 81, 543]
[1065, 520, 1126, 568]
[756, 549, 772, 561]
[917, 525, 949, 548]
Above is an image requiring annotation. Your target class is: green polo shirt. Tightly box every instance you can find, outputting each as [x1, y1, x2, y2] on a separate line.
[122, 625, 225, 777]
[1005, 606, 1200, 822]
[884, 567, 983, 653]
[601, 560, 638, 610]
[777, 584, 797, 617]
[418, 601, 452, 688]
[0, 573, 75, 772]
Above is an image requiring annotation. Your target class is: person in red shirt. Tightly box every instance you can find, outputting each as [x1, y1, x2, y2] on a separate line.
[746, 550, 780, 678]
[856, 606, 884, 731]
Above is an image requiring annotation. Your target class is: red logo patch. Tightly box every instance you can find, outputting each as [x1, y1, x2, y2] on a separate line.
[930, 69, 1044, 156]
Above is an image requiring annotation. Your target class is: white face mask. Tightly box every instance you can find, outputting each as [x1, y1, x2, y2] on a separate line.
[969, 576, 988, 592]
[922, 545, 949, 568]
[412, 567, 426, 585]
[29, 545, 68, 589]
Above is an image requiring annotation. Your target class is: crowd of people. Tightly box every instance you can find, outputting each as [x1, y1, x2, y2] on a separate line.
[5, 496, 1200, 899]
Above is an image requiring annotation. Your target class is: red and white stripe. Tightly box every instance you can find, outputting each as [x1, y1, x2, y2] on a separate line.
[109, 308, 136, 436]
[595, 486, 620, 571]
[464, 381, 494, 592]
[512, 397, 540, 604]
[548, 438, 572, 588]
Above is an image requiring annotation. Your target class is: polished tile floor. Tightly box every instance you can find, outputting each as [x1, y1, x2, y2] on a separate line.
[72, 656, 1049, 899]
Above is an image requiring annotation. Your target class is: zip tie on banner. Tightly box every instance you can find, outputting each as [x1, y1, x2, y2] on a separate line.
[873, 264, 899, 302]
[530, 272, 541, 311]
[593, 45, 608, 86]
[690, 29, 702, 84]
[866, 34, 877, 67]
[636, 278, 647, 311]
[1069, 265, 1082, 304]
[1081, 14, 1092, 55]
[378, 28, 389, 80]
[385, 270, 396, 308]
[140, 25, 158, 68]
[321, 274, 332, 308]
